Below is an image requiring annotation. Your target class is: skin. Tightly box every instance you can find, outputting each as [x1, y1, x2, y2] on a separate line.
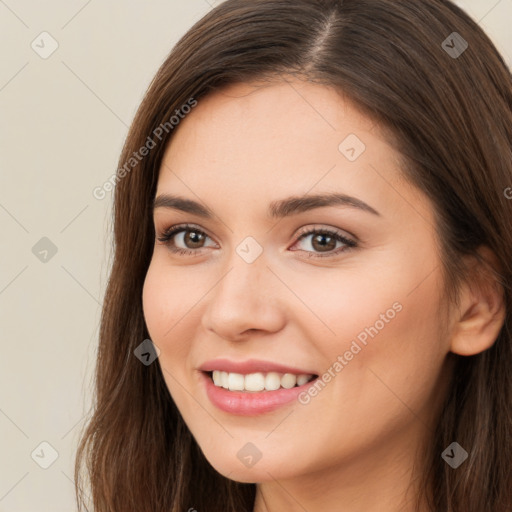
[142, 77, 505, 512]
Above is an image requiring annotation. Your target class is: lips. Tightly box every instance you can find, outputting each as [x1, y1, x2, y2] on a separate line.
[198, 358, 319, 415]
[198, 358, 317, 376]
[201, 371, 318, 415]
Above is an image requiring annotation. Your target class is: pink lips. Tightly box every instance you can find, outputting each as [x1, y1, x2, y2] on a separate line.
[198, 358, 318, 416]
[198, 358, 316, 375]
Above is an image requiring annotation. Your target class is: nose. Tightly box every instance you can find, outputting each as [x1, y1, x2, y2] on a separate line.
[200, 250, 286, 341]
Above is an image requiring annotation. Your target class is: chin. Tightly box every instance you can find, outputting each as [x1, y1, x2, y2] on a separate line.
[202, 448, 299, 483]
[212, 464, 274, 484]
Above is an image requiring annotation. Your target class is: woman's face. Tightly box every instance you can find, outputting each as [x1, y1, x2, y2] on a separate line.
[142, 78, 453, 487]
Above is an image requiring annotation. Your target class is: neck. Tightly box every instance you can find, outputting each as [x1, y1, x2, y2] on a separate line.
[252, 424, 432, 512]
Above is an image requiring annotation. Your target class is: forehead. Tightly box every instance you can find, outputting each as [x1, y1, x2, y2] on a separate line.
[155, 78, 428, 224]
[164, 79, 378, 157]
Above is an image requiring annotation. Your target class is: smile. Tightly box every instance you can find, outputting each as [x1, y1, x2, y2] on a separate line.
[201, 370, 319, 416]
[210, 370, 316, 392]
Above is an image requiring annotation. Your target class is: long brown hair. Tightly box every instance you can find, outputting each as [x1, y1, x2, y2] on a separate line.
[74, 1, 512, 510]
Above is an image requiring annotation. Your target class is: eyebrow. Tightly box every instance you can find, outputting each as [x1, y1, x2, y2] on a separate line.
[152, 192, 381, 218]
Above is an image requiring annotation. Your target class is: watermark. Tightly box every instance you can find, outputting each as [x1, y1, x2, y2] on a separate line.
[31, 31, 59, 59]
[441, 32, 468, 59]
[236, 236, 263, 263]
[237, 442, 262, 468]
[441, 442, 468, 469]
[32, 236, 58, 263]
[504, 187, 512, 200]
[298, 301, 403, 405]
[338, 133, 366, 162]
[134, 338, 160, 366]
[92, 97, 198, 200]
[31, 441, 59, 469]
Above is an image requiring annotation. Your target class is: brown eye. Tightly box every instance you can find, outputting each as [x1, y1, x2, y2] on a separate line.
[156, 224, 216, 256]
[182, 230, 206, 249]
[291, 227, 357, 258]
[310, 233, 337, 252]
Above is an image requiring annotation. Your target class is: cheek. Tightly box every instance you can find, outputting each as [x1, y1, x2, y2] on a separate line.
[279, 262, 421, 359]
[142, 262, 195, 366]
[142, 262, 200, 412]
[142, 264, 169, 341]
[142, 259, 200, 339]
[292, 251, 447, 405]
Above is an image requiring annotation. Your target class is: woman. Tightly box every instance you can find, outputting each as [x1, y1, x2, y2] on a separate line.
[75, 1, 512, 510]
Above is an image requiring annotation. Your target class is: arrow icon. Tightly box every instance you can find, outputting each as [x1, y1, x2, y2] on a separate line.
[441, 32, 468, 59]
[441, 441, 468, 468]
[339, 134, 366, 161]
[236, 237, 262, 263]
[237, 442, 262, 467]
[32, 237, 58, 262]
[31, 441, 59, 469]
[31, 31, 59, 59]
[134, 339, 160, 365]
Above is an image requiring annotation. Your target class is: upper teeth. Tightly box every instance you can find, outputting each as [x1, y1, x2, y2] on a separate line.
[211, 370, 315, 392]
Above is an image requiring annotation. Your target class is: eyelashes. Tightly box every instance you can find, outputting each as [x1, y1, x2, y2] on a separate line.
[157, 224, 216, 257]
[291, 226, 357, 258]
[156, 223, 357, 259]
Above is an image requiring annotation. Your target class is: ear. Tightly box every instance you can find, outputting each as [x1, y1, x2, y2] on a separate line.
[449, 246, 506, 356]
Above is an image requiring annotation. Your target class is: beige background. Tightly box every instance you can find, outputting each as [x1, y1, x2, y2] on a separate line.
[0, 1, 510, 510]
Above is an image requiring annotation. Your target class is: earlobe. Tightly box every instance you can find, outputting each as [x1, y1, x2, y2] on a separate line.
[449, 246, 506, 356]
